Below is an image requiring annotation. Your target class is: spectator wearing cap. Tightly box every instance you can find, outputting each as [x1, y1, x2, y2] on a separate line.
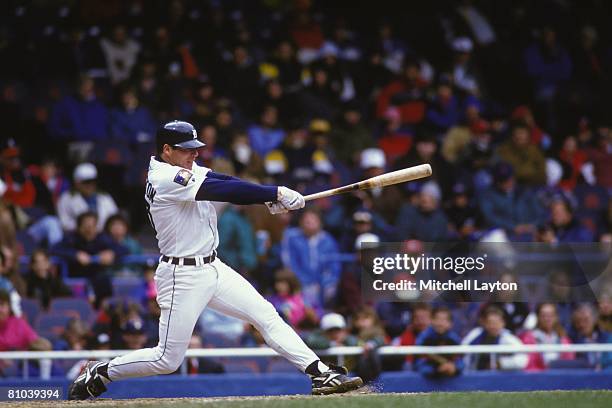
[121, 319, 148, 350]
[497, 121, 546, 186]
[339, 211, 375, 253]
[48, 74, 109, 142]
[329, 103, 374, 166]
[450, 37, 484, 96]
[478, 162, 545, 240]
[446, 182, 481, 239]
[359, 148, 404, 227]
[548, 197, 594, 243]
[26, 249, 71, 310]
[247, 104, 286, 157]
[281, 208, 341, 310]
[51, 211, 127, 308]
[57, 163, 119, 232]
[395, 181, 449, 241]
[306, 312, 359, 368]
[426, 77, 461, 132]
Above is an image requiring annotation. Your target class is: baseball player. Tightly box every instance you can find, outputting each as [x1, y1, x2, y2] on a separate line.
[68, 121, 363, 399]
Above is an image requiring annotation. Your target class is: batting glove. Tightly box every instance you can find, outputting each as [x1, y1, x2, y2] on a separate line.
[265, 186, 305, 214]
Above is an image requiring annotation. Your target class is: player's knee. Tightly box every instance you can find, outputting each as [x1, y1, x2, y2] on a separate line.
[153, 346, 186, 375]
[254, 300, 284, 329]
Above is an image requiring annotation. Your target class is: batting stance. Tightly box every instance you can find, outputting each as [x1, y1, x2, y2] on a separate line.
[68, 121, 363, 399]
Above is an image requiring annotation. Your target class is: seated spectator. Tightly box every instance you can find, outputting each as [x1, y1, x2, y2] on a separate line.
[0, 248, 22, 317]
[520, 303, 575, 370]
[445, 182, 481, 239]
[109, 85, 156, 144]
[66, 332, 111, 380]
[478, 162, 545, 240]
[281, 208, 341, 309]
[0, 290, 52, 377]
[483, 272, 531, 333]
[329, 103, 374, 166]
[462, 306, 528, 371]
[247, 104, 286, 157]
[396, 181, 449, 241]
[306, 313, 359, 370]
[548, 197, 594, 242]
[120, 320, 148, 350]
[100, 25, 141, 85]
[414, 306, 464, 377]
[426, 77, 460, 132]
[26, 249, 72, 310]
[389, 303, 432, 370]
[497, 122, 546, 187]
[104, 214, 143, 255]
[57, 163, 119, 232]
[173, 333, 225, 375]
[54, 318, 88, 351]
[569, 303, 606, 368]
[217, 203, 257, 278]
[52, 212, 126, 308]
[267, 269, 319, 330]
[350, 306, 386, 382]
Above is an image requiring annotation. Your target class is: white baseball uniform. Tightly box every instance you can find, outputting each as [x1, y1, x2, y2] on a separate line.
[106, 156, 320, 380]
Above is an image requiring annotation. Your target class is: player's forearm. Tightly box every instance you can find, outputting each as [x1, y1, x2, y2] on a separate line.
[196, 174, 278, 205]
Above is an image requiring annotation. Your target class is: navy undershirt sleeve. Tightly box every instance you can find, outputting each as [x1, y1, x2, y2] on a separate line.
[196, 171, 278, 204]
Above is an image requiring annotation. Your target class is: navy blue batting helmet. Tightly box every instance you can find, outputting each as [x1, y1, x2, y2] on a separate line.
[156, 120, 205, 153]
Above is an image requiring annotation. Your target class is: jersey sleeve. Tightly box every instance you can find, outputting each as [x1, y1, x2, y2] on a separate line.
[153, 166, 205, 203]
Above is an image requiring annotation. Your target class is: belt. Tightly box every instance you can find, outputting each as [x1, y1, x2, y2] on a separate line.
[160, 251, 216, 266]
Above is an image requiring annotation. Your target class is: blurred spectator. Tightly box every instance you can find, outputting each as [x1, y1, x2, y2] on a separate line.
[414, 306, 464, 377]
[450, 37, 484, 96]
[359, 148, 403, 226]
[426, 77, 461, 131]
[57, 163, 119, 232]
[100, 25, 141, 85]
[396, 181, 449, 241]
[26, 249, 72, 310]
[549, 197, 594, 242]
[478, 162, 545, 240]
[390, 303, 432, 370]
[281, 208, 341, 309]
[569, 303, 606, 368]
[104, 214, 143, 255]
[446, 182, 481, 239]
[54, 318, 88, 351]
[267, 269, 318, 330]
[120, 320, 148, 350]
[109, 85, 157, 144]
[0, 139, 63, 246]
[52, 212, 126, 308]
[0, 248, 22, 317]
[462, 306, 528, 371]
[520, 303, 575, 370]
[376, 58, 427, 127]
[0, 290, 52, 377]
[247, 105, 286, 157]
[585, 127, 612, 189]
[174, 333, 225, 375]
[48, 74, 109, 142]
[264, 40, 302, 90]
[377, 106, 413, 164]
[306, 313, 359, 369]
[557, 135, 588, 191]
[224, 45, 260, 113]
[350, 306, 386, 382]
[485, 272, 530, 333]
[497, 122, 546, 186]
[217, 203, 257, 278]
[329, 103, 374, 166]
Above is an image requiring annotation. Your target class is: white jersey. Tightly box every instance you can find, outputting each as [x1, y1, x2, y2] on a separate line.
[144, 156, 218, 257]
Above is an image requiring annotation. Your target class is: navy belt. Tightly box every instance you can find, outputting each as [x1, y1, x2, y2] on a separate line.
[160, 251, 216, 266]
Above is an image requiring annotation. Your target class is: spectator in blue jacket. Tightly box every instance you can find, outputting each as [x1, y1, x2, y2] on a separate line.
[48, 75, 109, 142]
[248, 104, 286, 157]
[478, 162, 545, 240]
[281, 208, 341, 309]
[415, 306, 464, 377]
[395, 181, 449, 241]
[426, 78, 460, 132]
[109, 85, 157, 145]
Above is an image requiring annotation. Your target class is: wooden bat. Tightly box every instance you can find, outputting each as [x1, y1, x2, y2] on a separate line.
[304, 164, 432, 202]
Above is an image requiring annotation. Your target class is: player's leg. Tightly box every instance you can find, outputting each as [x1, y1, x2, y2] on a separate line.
[68, 262, 217, 399]
[207, 259, 363, 394]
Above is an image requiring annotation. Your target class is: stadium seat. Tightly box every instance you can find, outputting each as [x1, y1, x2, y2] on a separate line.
[112, 276, 143, 298]
[266, 357, 299, 373]
[201, 332, 238, 348]
[49, 298, 94, 323]
[21, 298, 41, 324]
[35, 312, 72, 337]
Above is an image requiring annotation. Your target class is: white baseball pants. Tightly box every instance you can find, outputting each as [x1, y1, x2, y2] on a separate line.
[107, 258, 319, 380]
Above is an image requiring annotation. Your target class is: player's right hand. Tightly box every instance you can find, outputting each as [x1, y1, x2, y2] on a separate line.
[277, 186, 305, 211]
[265, 201, 288, 214]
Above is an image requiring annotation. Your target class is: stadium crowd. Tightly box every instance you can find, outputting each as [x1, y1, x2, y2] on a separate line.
[0, 0, 611, 379]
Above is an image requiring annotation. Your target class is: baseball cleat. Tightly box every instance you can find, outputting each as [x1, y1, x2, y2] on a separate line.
[67, 361, 109, 400]
[309, 364, 363, 395]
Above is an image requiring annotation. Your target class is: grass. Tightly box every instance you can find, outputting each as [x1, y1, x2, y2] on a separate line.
[10, 390, 612, 408]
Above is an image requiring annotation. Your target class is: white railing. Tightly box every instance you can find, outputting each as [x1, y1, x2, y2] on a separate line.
[2, 343, 611, 379]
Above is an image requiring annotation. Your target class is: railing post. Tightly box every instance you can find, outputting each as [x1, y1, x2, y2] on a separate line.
[23, 359, 28, 379]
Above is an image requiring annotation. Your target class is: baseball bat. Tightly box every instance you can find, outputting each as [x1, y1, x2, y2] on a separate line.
[304, 163, 432, 202]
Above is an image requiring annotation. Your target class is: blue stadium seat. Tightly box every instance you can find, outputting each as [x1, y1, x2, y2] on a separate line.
[201, 333, 238, 348]
[35, 313, 72, 337]
[21, 298, 41, 324]
[49, 298, 94, 323]
[112, 276, 143, 298]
